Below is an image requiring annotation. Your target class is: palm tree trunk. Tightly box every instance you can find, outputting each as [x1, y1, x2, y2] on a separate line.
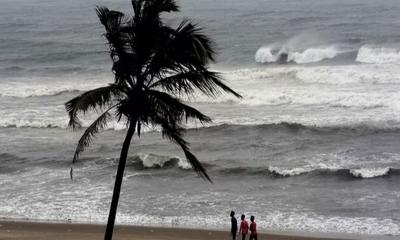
[104, 120, 136, 240]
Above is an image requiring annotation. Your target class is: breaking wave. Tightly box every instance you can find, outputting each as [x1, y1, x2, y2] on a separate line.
[0, 75, 109, 98]
[356, 45, 400, 64]
[3, 121, 400, 136]
[217, 166, 400, 179]
[255, 45, 339, 64]
[126, 153, 191, 170]
[255, 43, 400, 65]
[266, 166, 398, 179]
[0, 83, 100, 98]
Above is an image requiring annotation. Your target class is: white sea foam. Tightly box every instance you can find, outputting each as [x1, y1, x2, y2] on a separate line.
[350, 167, 391, 178]
[2, 63, 400, 129]
[0, 108, 127, 130]
[289, 46, 338, 63]
[214, 65, 400, 114]
[267, 152, 397, 179]
[268, 166, 395, 179]
[267, 166, 311, 176]
[1, 166, 399, 236]
[255, 45, 339, 64]
[262, 211, 400, 236]
[130, 153, 191, 169]
[356, 45, 400, 64]
[0, 75, 109, 98]
[254, 47, 280, 63]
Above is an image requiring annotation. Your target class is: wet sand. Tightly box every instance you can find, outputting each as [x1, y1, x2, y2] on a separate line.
[0, 220, 362, 240]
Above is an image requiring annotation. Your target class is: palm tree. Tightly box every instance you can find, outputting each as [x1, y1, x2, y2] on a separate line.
[65, 0, 241, 239]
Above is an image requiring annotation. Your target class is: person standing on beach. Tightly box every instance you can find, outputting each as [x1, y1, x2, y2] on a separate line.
[239, 214, 249, 240]
[249, 216, 257, 240]
[230, 211, 238, 240]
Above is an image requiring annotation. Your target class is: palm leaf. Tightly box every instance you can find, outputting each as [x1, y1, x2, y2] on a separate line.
[145, 20, 216, 76]
[132, 0, 178, 21]
[65, 84, 121, 128]
[96, 6, 136, 87]
[151, 114, 212, 182]
[148, 89, 211, 123]
[70, 107, 115, 179]
[72, 109, 114, 164]
[175, 20, 216, 64]
[150, 70, 242, 98]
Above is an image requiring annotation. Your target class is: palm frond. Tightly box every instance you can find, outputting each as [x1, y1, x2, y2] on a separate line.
[96, 6, 136, 83]
[151, 114, 212, 182]
[132, 0, 178, 21]
[70, 107, 115, 179]
[144, 20, 218, 82]
[65, 84, 121, 128]
[154, 0, 179, 13]
[96, 7, 126, 35]
[131, 0, 145, 19]
[150, 70, 242, 98]
[148, 90, 211, 123]
[175, 20, 215, 64]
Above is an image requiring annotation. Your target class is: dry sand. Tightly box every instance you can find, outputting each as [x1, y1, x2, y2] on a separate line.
[0, 220, 361, 240]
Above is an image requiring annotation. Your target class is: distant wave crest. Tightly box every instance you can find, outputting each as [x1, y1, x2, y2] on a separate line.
[0, 86, 88, 98]
[218, 165, 399, 179]
[266, 166, 397, 179]
[0, 78, 106, 98]
[255, 45, 339, 64]
[255, 42, 400, 65]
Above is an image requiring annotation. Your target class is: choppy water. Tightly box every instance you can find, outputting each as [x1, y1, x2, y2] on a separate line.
[1, 0, 400, 237]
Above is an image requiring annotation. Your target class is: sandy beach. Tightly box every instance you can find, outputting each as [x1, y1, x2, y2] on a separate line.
[0, 220, 363, 240]
[1, 0, 400, 239]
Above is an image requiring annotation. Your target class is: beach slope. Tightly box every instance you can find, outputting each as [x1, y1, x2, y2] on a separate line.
[0, 221, 357, 240]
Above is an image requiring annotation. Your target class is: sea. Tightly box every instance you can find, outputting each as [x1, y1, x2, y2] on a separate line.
[1, 0, 400, 238]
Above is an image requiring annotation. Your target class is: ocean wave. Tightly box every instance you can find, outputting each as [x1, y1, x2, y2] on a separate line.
[3, 120, 400, 136]
[217, 165, 400, 179]
[0, 75, 108, 98]
[224, 64, 400, 86]
[0, 117, 127, 130]
[255, 45, 339, 64]
[349, 167, 391, 178]
[0, 85, 96, 98]
[267, 166, 312, 176]
[201, 122, 400, 136]
[255, 42, 400, 65]
[2, 66, 25, 72]
[2, 64, 400, 130]
[0, 153, 22, 161]
[356, 45, 400, 64]
[126, 153, 191, 170]
[265, 166, 399, 179]
[0, 153, 28, 173]
[219, 65, 400, 109]
[210, 159, 400, 179]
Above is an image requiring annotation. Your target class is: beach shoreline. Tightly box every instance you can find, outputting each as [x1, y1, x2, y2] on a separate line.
[0, 219, 395, 240]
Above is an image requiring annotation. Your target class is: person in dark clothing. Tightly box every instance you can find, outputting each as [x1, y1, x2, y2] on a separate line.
[249, 216, 257, 240]
[230, 211, 238, 240]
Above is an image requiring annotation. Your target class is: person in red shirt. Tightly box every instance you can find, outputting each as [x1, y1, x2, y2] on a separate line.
[249, 216, 257, 240]
[239, 214, 249, 240]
